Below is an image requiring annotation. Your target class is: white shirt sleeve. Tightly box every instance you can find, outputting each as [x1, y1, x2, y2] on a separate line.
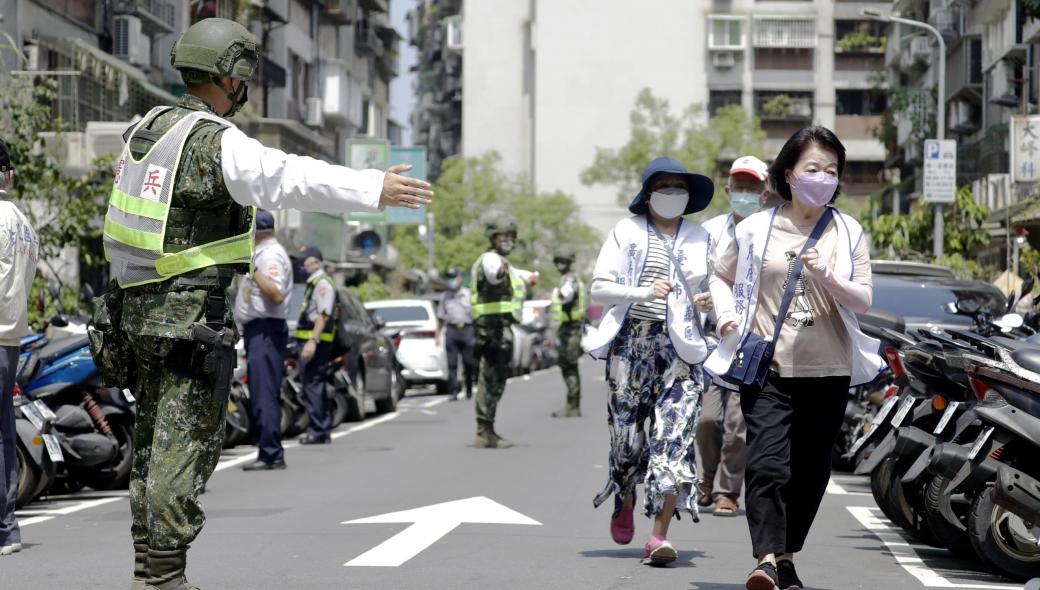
[221, 126, 385, 213]
[559, 278, 577, 302]
[590, 279, 655, 305]
[313, 278, 336, 317]
[482, 252, 507, 285]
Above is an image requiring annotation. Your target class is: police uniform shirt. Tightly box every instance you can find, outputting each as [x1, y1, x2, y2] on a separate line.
[304, 269, 336, 324]
[439, 288, 473, 326]
[234, 237, 292, 324]
[0, 201, 39, 346]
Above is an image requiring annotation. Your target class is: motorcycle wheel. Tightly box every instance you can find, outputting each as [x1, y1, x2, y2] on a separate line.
[871, 456, 902, 525]
[374, 370, 397, 414]
[922, 474, 977, 559]
[224, 386, 251, 448]
[15, 444, 39, 508]
[78, 417, 134, 491]
[887, 465, 940, 546]
[968, 485, 1040, 581]
[345, 372, 366, 422]
[280, 398, 296, 436]
[329, 389, 349, 428]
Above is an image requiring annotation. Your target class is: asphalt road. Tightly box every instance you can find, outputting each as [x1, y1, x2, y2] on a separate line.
[3, 359, 1028, 590]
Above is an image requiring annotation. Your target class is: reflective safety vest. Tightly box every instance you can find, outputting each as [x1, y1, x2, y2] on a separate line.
[470, 253, 525, 322]
[550, 274, 587, 324]
[103, 107, 255, 288]
[295, 274, 338, 342]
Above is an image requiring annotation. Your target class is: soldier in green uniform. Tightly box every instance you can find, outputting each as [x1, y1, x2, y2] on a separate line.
[470, 220, 536, 448]
[550, 245, 586, 418]
[87, 19, 432, 590]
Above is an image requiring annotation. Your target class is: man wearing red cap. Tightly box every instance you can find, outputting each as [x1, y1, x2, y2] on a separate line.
[696, 155, 769, 517]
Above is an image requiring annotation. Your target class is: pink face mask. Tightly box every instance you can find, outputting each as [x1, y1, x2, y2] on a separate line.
[791, 172, 838, 207]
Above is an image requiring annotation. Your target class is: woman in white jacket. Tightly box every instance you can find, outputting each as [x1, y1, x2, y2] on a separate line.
[586, 157, 715, 566]
[705, 127, 884, 590]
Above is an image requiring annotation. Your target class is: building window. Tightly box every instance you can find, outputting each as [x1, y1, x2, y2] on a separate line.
[752, 16, 817, 48]
[834, 20, 885, 53]
[836, 90, 886, 115]
[360, 98, 370, 136]
[753, 48, 814, 70]
[709, 90, 742, 115]
[969, 37, 983, 85]
[37, 0, 97, 30]
[755, 91, 813, 120]
[708, 15, 745, 50]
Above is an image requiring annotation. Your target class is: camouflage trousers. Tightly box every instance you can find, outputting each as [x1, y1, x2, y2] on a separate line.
[127, 333, 226, 551]
[593, 320, 704, 520]
[474, 317, 513, 428]
[557, 322, 583, 409]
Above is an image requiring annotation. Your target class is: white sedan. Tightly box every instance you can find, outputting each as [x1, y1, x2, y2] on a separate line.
[364, 299, 450, 393]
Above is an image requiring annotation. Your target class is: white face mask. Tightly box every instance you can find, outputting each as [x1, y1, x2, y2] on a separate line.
[648, 188, 689, 219]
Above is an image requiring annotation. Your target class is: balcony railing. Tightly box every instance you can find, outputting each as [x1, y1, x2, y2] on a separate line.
[112, 0, 175, 35]
[929, 4, 964, 41]
[752, 16, 817, 48]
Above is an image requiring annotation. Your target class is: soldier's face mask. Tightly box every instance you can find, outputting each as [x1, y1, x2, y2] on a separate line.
[555, 261, 570, 273]
[496, 239, 515, 255]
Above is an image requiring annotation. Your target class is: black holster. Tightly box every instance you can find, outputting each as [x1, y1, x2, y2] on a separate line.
[189, 322, 237, 404]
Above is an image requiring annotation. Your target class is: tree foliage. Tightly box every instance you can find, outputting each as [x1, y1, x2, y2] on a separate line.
[390, 153, 600, 296]
[579, 88, 766, 219]
[0, 60, 115, 327]
[863, 186, 992, 273]
[349, 273, 393, 303]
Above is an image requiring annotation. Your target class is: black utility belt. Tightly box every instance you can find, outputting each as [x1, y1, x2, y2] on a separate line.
[447, 322, 471, 329]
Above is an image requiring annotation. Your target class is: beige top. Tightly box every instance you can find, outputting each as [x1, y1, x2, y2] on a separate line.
[716, 206, 872, 378]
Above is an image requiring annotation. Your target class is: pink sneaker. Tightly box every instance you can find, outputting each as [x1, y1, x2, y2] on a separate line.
[644, 535, 678, 565]
[610, 494, 635, 545]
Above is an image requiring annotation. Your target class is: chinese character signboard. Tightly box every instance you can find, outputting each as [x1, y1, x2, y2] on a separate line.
[1011, 115, 1040, 183]
[922, 139, 957, 203]
[385, 146, 429, 225]
[346, 139, 390, 223]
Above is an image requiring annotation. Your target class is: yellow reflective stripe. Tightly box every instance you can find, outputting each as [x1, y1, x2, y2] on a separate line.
[294, 329, 336, 342]
[109, 188, 167, 220]
[103, 217, 162, 251]
[472, 301, 519, 315]
[154, 234, 253, 276]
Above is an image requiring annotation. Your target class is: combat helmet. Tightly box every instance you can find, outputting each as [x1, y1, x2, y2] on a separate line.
[171, 18, 259, 115]
[553, 244, 577, 264]
[485, 219, 518, 240]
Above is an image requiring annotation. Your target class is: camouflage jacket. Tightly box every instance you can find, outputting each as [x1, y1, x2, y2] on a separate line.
[119, 94, 247, 339]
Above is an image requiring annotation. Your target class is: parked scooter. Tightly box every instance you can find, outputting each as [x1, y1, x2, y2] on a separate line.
[12, 389, 60, 507]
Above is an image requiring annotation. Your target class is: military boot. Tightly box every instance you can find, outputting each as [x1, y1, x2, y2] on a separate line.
[130, 543, 149, 590]
[551, 406, 581, 418]
[489, 427, 514, 449]
[144, 548, 200, 590]
[474, 422, 496, 448]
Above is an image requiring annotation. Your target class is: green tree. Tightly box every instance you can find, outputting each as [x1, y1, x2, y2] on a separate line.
[863, 185, 992, 277]
[0, 61, 115, 327]
[390, 153, 600, 296]
[579, 88, 766, 218]
[349, 273, 393, 303]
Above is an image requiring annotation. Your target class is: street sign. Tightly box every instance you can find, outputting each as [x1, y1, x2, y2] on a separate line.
[342, 496, 541, 567]
[1011, 115, 1040, 183]
[346, 139, 390, 223]
[301, 212, 347, 261]
[922, 139, 957, 203]
[385, 146, 429, 225]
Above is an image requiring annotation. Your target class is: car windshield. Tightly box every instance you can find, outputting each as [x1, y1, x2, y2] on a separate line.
[369, 305, 431, 324]
[872, 279, 1005, 320]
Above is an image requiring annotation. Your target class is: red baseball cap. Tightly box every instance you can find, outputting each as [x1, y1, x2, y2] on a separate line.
[729, 156, 768, 181]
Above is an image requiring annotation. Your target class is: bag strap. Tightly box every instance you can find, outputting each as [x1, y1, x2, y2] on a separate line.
[768, 207, 835, 344]
[648, 222, 705, 342]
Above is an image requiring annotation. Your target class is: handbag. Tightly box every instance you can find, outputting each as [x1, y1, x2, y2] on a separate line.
[720, 207, 835, 390]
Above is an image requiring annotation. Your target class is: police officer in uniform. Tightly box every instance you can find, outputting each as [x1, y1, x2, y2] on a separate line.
[292, 245, 337, 445]
[470, 220, 536, 448]
[438, 268, 475, 400]
[550, 245, 586, 418]
[234, 210, 292, 471]
[87, 19, 432, 590]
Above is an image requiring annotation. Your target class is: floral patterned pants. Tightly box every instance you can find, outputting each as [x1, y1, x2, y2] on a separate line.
[594, 320, 704, 520]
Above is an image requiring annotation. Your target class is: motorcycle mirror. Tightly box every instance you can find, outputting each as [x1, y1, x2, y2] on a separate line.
[996, 313, 1025, 329]
[942, 301, 958, 314]
[49, 315, 68, 328]
[1007, 291, 1018, 313]
[955, 299, 982, 315]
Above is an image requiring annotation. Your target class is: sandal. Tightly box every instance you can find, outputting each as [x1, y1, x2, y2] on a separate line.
[713, 496, 739, 517]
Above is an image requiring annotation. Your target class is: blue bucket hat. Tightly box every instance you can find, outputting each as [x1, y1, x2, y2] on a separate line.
[628, 157, 715, 216]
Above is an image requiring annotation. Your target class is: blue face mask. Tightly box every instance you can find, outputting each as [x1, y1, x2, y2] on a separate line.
[447, 278, 462, 289]
[729, 191, 762, 218]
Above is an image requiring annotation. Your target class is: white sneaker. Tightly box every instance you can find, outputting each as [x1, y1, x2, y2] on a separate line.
[0, 543, 22, 555]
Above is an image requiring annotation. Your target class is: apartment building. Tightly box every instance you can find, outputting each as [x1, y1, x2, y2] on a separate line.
[406, 0, 461, 180]
[704, 0, 891, 202]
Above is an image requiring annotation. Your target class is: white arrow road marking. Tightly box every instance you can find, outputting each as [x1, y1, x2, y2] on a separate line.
[342, 496, 541, 567]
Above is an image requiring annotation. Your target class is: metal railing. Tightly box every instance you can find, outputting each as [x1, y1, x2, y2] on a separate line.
[752, 16, 817, 48]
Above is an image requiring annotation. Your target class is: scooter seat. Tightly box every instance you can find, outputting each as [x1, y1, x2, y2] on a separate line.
[36, 335, 90, 366]
[1011, 347, 1040, 374]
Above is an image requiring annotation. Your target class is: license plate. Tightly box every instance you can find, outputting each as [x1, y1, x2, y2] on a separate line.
[890, 395, 917, 428]
[41, 434, 63, 462]
[19, 404, 44, 430]
[872, 396, 900, 426]
[33, 400, 56, 422]
[122, 388, 136, 404]
[933, 401, 961, 435]
[968, 426, 995, 460]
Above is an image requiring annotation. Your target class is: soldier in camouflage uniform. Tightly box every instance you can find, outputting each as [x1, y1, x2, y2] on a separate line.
[471, 220, 536, 448]
[550, 245, 586, 418]
[87, 19, 432, 590]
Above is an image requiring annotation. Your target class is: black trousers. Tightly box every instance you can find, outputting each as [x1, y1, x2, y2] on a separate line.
[244, 318, 287, 463]
[445, 324, 476, 395]
[740, 373, 850, 558]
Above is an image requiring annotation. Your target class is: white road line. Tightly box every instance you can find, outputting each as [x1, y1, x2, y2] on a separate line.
[21, 411, 405, 527]
[827, 477, 872, 496]
[422, 397, 448, 408]
[847, 506, 1021, 589]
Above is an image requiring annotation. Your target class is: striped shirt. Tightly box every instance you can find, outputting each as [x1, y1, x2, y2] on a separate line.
[629, 227, 672, 322]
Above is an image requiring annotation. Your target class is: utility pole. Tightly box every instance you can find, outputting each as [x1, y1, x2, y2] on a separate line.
[426, 211, 435, 277]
